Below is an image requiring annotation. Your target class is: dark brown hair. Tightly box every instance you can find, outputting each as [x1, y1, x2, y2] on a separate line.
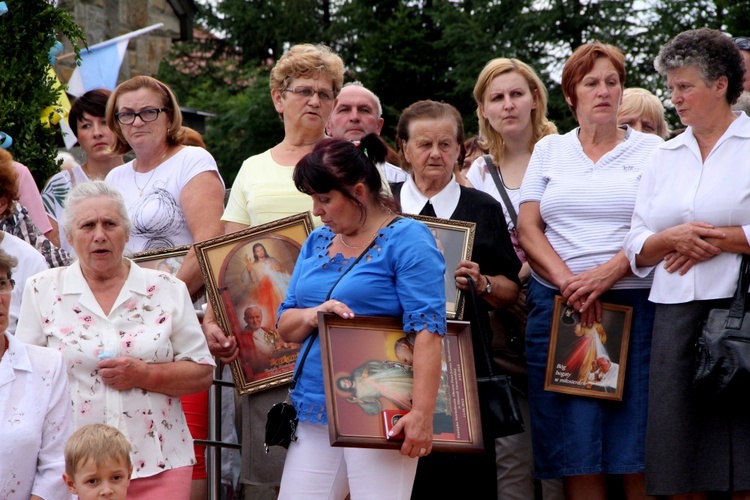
[69, 88, 112, 138]
[294, 134, 398, 220]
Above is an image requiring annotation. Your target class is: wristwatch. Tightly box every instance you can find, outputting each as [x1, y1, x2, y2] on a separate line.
[479, 275, 492, 296]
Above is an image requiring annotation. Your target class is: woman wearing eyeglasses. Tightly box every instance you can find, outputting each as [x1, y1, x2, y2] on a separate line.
[203, 43, 345, 497]
[104, 75, 225, 500]
[104, 75, 225, 297]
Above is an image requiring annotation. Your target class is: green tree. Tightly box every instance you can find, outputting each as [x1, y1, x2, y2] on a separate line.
[172, 0, 744, 169]
[0, 0, 84, 186]
[158, 38, 283, 185]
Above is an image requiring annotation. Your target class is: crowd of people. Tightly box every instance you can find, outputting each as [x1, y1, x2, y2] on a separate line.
[2, 26, 750, 500]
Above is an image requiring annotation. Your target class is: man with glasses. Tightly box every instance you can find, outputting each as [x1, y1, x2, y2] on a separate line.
[326, 82, 408, 184]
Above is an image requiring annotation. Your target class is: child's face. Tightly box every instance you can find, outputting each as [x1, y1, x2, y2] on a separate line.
[64, 457, 132, 500]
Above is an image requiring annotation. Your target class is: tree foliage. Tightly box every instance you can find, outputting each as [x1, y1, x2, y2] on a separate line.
[0, 0, 84, 185]
[162, 0, 749, 184]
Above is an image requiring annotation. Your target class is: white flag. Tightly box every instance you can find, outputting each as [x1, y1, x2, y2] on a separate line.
[67, 23, 163, 97]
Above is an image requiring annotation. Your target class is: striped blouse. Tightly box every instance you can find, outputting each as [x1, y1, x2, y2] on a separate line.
[519, 127, 662, 290]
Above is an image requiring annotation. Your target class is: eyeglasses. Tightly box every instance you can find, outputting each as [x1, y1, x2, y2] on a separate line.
[115, 107, 169, 125]
[283, 86, 336, 102]
[0, 278, 15, 295]
[732, 37, 750, 51]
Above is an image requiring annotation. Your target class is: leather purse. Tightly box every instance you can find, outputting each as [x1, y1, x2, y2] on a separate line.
[694, 254, 750, 396]
[467, 277, 525, 438]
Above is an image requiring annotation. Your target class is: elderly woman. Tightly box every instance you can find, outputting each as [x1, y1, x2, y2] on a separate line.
[517, 42, 663, 498]
[624, 28, 750, 497]
[464, 56, 561, 500]
[391, 100, 521, 498]
[42, 88, 124, 257]
[275, 133, 445, 498]
[104, 76, 224, 297]
[617, 87, 670, 139]
[0, 248, 73, 500]
[16, 181, 215, 498]
[202, 43, 344, 496]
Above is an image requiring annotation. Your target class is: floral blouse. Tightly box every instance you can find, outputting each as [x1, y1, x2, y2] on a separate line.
[15, 260, 216, 479]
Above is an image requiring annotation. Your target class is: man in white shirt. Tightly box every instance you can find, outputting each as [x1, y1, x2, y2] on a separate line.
[326, 82, 408, 183]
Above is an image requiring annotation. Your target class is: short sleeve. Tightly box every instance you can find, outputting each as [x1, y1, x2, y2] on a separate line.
[393, 221, 447, 335]
[519, 136, 551, 204]
[165, 277, 216, 366]
[465, 156, 488, 189]
[176, 146, 225, 192]
[222, 158, 254, 225]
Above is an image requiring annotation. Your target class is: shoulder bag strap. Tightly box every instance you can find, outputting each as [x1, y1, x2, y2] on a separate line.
[290, 217, 403, 390]
[483, 154, 518, 227]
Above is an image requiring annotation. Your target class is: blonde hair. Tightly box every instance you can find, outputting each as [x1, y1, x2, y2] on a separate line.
[64, 424, 132, 476]
[618, 88, 670, 139]
[106, 76, 186, 155]
[473, 58, 557, 164]
[269, 44, 345, 95]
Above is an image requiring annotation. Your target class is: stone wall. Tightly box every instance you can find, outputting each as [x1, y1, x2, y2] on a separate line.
[55, 0, 190, 83]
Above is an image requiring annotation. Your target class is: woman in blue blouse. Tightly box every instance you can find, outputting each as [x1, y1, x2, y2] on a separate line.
[276, 133, 447, 499]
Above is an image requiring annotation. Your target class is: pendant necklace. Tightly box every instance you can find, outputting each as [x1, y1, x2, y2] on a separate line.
[133, 148, 169, 196]
[339, 210, 393, 249]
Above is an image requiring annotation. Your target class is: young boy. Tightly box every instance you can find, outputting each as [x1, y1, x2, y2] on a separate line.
[63, 424, 133, 499]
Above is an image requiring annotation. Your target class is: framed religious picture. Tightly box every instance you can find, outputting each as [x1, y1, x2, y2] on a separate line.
[132, 244, 191, 275]
[544, 296, 633, 401]
[318, 313, 484, 452]
[195, 212, 314, 395]
[403, 214, 476, 320]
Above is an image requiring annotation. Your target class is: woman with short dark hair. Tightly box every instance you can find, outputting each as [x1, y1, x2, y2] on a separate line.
[275, 133, 445, 498]
[624, 28, 750, 497]
[42, 88, 123, 256]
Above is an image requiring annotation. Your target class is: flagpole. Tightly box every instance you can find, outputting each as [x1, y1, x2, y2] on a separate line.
[56, 23, 164, 61]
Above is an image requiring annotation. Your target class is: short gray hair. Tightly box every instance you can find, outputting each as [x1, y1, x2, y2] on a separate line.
[733, 92, 750, 114]
[342, 81, 383, 118]
[62, 180, 131, 236]
[654, 28, 745, 105]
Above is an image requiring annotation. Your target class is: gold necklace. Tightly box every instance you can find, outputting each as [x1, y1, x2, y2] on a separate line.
[133, 148, 170, 196]
[339, 210, 393, 249]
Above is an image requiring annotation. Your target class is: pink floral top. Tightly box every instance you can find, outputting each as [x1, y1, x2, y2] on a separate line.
[15, 260, 216, 479]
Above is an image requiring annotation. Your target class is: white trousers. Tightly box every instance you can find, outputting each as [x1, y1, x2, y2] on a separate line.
[278, 421, 418, 499]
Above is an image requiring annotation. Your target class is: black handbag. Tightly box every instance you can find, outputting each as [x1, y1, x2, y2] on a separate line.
[264, 230, 389, 451]
[694, 254, 750, 396]
[467, 277, 525, 438]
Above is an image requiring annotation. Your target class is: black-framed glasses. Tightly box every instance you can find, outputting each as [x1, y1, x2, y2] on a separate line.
[283, 86, 336, 102]
[0, 278, 15, 295]
[115, 107, 169, 125]
[732, 37, 750, 51]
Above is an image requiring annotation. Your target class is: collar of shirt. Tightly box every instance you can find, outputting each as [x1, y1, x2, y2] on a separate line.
[400, 174, 460, 219]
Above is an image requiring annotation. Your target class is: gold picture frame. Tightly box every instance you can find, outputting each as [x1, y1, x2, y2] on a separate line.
[318, 313, 484, 452]
[194, 212, 314, 395]
[403, 214, 476, 320]
[545, 296, 633, 401]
